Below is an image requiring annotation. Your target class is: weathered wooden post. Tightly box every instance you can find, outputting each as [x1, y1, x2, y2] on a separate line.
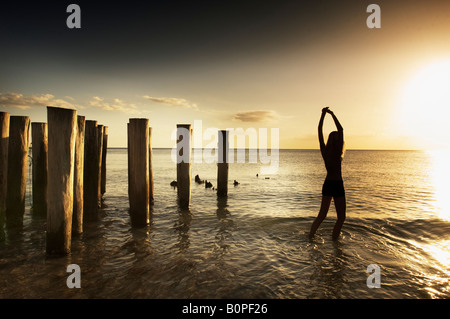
[73, 116, 85, 235]
[83, 120, 100, 221]
[97, 124, 104, 207]
[217, 130, 229, 197]
[0, 112, 9, 230]
[128, 119, 150, 227]
[46, 107, 77, 255]
[31, 122, 48, 217]
[101, 126, 108, 198]
[176, 124, 191, 208]
[5, 116, 30, 228]
[149, 127, 154, 204]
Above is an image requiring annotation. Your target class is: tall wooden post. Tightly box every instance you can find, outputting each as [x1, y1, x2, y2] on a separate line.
[73, 116, 85, 235]
[176, 124, 191, 208]
[128, 119, 150, 227]
[31, 122, 48, 217]
[101, 126, 108, 198]
[6, 116, 30, 228]
[46, 107, 77, 255]
[217, 130, 229, 197]
[0, 112, 9, 230]
[149, 127, 154, 204]
[83, 120, 100, 221]
[97, 124, 104, 208]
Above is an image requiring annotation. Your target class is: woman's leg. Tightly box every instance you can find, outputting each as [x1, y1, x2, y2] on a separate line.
[309, 195, 332, 238]
[332, 196, 346, 240]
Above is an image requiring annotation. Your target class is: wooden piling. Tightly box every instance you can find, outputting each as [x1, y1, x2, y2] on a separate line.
[149, 127, 154, 204]
[0, 112, 9, 229]
[176, 124, 191, 208]
[72, 116, 85, 235]
[97, 124, 104, 207]
[128, 119, 150, 227]
[217, 130, 229, 197]
[46, 107, 77, 255]
[5, 116, 30, 228]
[31, 122, 48, 217]
[101, 126, 108, 197]
[83, 120, 100, 221]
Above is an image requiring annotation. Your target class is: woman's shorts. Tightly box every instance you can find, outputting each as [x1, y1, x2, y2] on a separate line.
[322, 179, 345, 197]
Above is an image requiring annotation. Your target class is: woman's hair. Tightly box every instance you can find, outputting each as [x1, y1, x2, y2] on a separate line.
[325, 131, 345, 160]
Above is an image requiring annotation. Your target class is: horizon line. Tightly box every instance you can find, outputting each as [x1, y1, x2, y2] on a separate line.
[104, 147, 425, 152]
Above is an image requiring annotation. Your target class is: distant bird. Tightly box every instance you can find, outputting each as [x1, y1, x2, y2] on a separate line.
[233, 180, 240, 186]
[205, 180, 213, 188]
[195, 174, 204, 184]
[170, 180, 177, 187]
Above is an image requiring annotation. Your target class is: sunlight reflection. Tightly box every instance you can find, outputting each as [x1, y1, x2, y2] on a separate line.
[427, 150, 450, 220]
[407, 239, 450, 298]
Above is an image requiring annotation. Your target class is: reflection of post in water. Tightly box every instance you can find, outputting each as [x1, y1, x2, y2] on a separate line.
[215, 196, 233, 257]
[216, 195, 230, 220]
[174, 207, 192, 252]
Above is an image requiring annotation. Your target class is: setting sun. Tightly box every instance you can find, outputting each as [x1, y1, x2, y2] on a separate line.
[400, 59, 450, 149]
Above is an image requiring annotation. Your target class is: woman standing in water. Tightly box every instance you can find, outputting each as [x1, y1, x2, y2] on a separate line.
[309, 107, 346, 240]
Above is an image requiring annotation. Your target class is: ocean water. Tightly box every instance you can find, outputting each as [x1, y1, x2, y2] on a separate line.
[0, 149, 449, 299]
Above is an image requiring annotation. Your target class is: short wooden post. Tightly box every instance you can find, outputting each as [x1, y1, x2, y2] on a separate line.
[5, 116, 30, 228]
[128, 119, 149, 227]
[73, 116, 85, 235]
[176, 124, 191, 208]
[31, 122, 48, 217]
[46, 107, 77, 255]
[101, 126, 108, 197]
[217, 130, 229, 197]
[97, 124, 104, 207]
[83, 120, 100, 221]
[149, 127, 154, 204]
[0, 112, 10, 230]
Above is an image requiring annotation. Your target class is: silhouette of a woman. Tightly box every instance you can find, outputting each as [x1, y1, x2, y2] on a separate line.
[309, 107, 346, 240]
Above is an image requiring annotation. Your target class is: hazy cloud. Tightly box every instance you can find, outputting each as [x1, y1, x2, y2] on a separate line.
[142, 95, 198, 109]
[233, 110, 278, 123]
[88, 96, 140, 114]
[0, 92, 77, 110]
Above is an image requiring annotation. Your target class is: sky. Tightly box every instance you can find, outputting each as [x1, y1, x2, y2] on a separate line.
[1, 0, 450, 149]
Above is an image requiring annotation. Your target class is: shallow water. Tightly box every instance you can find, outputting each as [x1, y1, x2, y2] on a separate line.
[0, 149, 449, 298]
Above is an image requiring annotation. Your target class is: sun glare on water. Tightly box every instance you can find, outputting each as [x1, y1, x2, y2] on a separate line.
[427, 149, 450, 221]
[400, 59, 450, 149]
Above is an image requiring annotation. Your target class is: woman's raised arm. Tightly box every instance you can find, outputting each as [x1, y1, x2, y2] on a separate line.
[318, 107, 328, 155]
[327, 109, 343, 141]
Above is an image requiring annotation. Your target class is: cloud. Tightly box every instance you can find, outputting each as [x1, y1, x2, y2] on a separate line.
[0, 92, 77, 110]
[142, 95, 198, 109]
[232, 110, 278, 123]
[88, 96, 140, 114]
